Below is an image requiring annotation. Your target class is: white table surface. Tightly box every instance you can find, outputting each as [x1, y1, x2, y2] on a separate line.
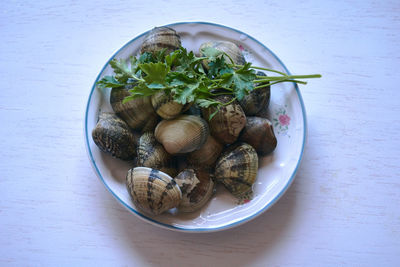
[1, 0, 399, 266]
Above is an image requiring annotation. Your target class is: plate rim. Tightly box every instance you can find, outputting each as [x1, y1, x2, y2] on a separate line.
[84, 21, 307, 233]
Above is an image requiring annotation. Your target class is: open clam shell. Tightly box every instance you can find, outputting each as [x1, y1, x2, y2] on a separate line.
[126, 167, 182, 215]
[175, 169, 215, 213]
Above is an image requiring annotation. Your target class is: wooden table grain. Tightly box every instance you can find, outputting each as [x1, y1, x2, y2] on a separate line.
[1, 0, 399, 266]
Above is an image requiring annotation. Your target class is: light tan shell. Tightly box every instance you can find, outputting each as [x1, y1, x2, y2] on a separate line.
[126, 167, 182, 215]
[155, 115, 209, 155]
[92, 113, 136, 160]
[214, 143, 258, 197]
[140, 26, 181, 54]
[202, 95, 246, 144]
[187, 135, 223, 168]
[239, 117, 277, 156]
[199, 41, 246, 65]
[137, 132, 177, 177]
[176, 169, 215, 213]
[151, 91, 183, 119]
[110, 88, 158, 131]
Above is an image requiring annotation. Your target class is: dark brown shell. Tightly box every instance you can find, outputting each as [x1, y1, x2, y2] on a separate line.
[137, 132, 177, 177]
[140, 27, 181, 54]
[239, 117, 277, 156]
[91, 113, 136, 160]
[214, 143, 258, 197]
[110, 88, 159, 131]
[239, 72, 270, 116]
[202, 95, 246, 144]
[187, 135, 223, 169]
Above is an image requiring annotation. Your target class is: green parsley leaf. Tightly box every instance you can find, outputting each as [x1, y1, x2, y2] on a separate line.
[97, 75, 124, 88]
[139, 62, 170, 84]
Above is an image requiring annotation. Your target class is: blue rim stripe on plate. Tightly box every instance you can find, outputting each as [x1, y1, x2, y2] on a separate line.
[84, 21, 307, 232]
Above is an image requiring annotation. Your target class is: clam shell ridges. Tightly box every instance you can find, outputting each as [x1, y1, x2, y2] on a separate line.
[151, 91, 183, 120]
[126, 167, 182, 215]
[155, 115, 209, 154]
[215, 143, 258, 196]
[140, 27, 181, 54]
[239, 72, 270, 116]
[203, 96, 246, 144]
[200, 41, 246, 65]
[110, 89, 158, 130]
[137, 132, 177, 177]
[91, 113, 136, 160]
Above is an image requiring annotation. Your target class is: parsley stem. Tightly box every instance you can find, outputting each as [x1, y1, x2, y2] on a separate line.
[211, 92, 234, 96]
[236, 65, 288, 76]
[222, 52, 235, 65]
[255, 74, 321, 82]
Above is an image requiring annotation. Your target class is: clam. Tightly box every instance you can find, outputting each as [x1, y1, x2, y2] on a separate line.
[137, 132, 177, 177]
[140, 26, 181, 54]
[175, 169, 215, 213]
[110, 88, 159, 131]
[187, 135, 223, 169]
[239, 117, 277, 156]
[151, 91, 184, 119]
[202, 95, 246, 144]
[126, 167, 182, 215]
[214, 143, 258, 197]
[92, 113, 136, 160]
[155, 115, 209, 155]
[199, 41, 246, 66]
[174, 169, 200, 195]
[239, 72, 270, 116]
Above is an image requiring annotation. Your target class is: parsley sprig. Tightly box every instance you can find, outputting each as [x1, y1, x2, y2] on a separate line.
[97, 46, 321, 119]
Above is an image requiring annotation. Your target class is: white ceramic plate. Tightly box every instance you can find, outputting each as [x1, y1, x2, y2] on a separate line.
[85, 22, 306, 232]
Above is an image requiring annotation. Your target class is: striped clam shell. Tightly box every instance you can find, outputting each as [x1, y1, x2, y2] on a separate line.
[202, 95, 246, 144]
[110, 88, 159, 131]
[214, 143, 258, 197]
[239, 72, 271, 116]
[175, 169, 215, 213]
[91, 113, 136, 160]
[140, 26, 181, 54]
[239, 117, 277, 156]
[126, 167, 182, 215]
[199, 41, 246, 66]
[155, 115, 209, 155]
[137, 132, 177, 177]
[151, 91, 183, 120]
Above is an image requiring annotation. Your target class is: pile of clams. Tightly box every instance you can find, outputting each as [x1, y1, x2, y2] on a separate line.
[92, 27, 278, 215]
